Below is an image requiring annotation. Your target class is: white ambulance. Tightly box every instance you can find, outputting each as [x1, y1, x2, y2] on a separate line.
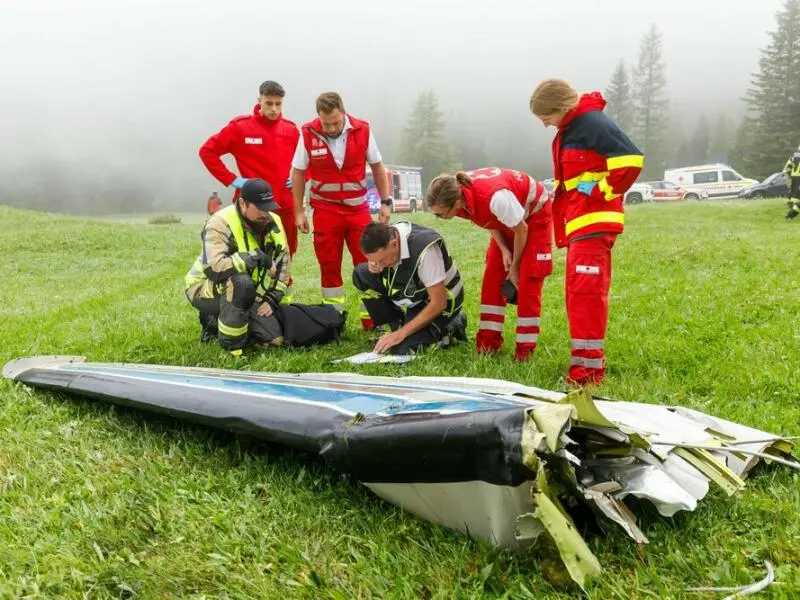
[663, 164, 758, 199]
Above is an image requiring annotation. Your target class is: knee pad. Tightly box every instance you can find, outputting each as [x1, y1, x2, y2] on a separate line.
[230, 274, 256, 310]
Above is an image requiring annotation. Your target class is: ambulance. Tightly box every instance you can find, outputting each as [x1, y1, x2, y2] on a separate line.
[663, 164, 758, 198]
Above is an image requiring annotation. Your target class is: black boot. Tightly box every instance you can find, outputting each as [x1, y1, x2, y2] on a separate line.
[446, 311, 468, 344]
[199, 313, 218, 344]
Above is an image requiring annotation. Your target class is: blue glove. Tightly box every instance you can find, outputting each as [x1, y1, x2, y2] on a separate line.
[231, 177, 247, 189]
[576, 181, 597, 195]
[285, 177, 292, 190]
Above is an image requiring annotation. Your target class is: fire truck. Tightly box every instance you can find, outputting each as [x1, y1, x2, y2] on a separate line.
[366, 164, 424, 213]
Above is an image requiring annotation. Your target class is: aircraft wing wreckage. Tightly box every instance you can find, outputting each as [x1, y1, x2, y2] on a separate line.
[4, 356, 798, 589]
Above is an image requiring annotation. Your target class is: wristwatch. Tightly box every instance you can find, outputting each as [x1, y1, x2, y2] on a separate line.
[380, 197, 393, 207]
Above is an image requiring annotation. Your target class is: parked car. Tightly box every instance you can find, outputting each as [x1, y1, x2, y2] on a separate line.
[644, 180, 709, 202]
[624, 182, 654, 204]
[663, 164, 757, 198]
[738, 171, 790, 199]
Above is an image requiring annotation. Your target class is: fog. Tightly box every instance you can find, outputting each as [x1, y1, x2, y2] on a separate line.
[0, 0, 782, 214]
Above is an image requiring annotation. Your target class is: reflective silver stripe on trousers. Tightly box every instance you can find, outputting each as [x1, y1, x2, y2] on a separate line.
[517, 317, 540, 327]
[571, 338, 604, 350]
[480, 304, 505, 316]
[570, 356, 604, 369]
[309, 192, 366, 206]
[478, 321, 503, 331]
[516, 333, 539, 343]
[321, 286, 345, 298]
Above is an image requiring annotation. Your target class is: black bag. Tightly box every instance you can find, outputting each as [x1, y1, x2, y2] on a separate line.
[274, 302, 346, 348]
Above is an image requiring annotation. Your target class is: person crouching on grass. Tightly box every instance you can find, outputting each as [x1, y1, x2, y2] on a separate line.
[425, 167, 553, 361]
[352, 222, 468, 355]
[529, 78, 643, 386]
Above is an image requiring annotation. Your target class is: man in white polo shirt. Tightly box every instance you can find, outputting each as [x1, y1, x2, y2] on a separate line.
[290, 92, 392, 328]
[352, 221, 467, 355]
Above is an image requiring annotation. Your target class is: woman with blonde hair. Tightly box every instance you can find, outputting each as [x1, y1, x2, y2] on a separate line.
[426, 167, 552, 361]
[530, 78, 643, 385]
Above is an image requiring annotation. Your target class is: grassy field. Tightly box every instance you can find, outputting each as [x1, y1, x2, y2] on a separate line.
[1, 199, 798, 599]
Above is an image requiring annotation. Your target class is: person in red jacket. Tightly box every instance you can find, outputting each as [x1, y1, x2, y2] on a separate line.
[425, 167, 553, 361]
[530, 78, 643, 385]
[206, 191, 222, 215]
[199, 81, 300, 298]
[290, 92, 392, 327]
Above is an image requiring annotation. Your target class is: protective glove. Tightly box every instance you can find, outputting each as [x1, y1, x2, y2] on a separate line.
[576, 181, 597, 195]
[231, 177, 248, 189]
[240, 249, 272, 272]
[285, 177, 292, 190]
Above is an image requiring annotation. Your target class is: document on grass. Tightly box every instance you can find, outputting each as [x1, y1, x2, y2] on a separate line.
[332, 351, 416, 365]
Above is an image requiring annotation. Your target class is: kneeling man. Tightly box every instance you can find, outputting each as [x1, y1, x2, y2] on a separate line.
[184, 178, 289, 353]
[353, 222, 467, 355]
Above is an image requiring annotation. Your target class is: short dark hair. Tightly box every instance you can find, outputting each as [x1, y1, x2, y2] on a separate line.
[360, 222, 394, 253]
[259, 81, 285, 97]
[316, 91, 344, 114]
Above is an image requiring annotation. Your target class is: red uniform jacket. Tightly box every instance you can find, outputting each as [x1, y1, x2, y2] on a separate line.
[199, 104, 299, 211]
[551, 92, 643, 247]
[457, 167, 551, 234]
[301, 115, 371, 215]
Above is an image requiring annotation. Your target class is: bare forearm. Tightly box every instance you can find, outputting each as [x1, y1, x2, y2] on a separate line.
[491, 230, 510, 253]
[371, 162, 391, 200]
[291, 168, 305, 213]
[511, 222, 528, 266]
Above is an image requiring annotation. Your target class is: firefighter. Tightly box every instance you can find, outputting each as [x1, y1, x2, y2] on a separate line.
[426, 167, 553, 361]
[184, 178, 290, 355]
[530, 78, 643, 386]
[206, 191, 222, 215]
[199, 80, 299, 300]
[290, 92, 392, 328]
[782, 144, 800, 219]
[353, 222, 467, 355]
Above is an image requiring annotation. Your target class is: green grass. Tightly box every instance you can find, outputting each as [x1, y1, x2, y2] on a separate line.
[0, 199, 798, 599]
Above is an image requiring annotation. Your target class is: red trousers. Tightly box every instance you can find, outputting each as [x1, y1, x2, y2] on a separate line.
[312, 203, 372, 325]
[476, 225, 553, 360]
[565, 233, 616, 385]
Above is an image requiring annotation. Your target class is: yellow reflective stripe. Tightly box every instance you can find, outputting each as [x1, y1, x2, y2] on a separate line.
[218, 321, 248, 337]
[597, 178, 621, 201]
[554, 179, 560, 189]
[565, 211, 624, 236]
[563, 171, 608, 191]
[231, 253, 247, 273]
[274, 281, 288, 292]
[360, 289, 383, 300]
[606, 154, 644, 170]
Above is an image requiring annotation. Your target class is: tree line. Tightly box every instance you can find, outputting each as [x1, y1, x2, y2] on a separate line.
[396, 0, 800, 186]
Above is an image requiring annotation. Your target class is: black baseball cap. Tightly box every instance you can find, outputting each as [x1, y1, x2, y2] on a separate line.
[240, 178, 279, 212]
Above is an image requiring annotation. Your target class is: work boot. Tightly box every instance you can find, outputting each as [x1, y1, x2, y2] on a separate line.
[199, 314, 218, 344]
[786, 203, 799, 219]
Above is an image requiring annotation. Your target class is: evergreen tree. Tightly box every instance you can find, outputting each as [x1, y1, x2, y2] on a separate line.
[397, 90, 461, 187]
[687, 114, 711, 165]
[743, 0, 800, 178]
[708, 113, 735, 163]
[605, 59, 634, 131]
[632, 24, 669, 178]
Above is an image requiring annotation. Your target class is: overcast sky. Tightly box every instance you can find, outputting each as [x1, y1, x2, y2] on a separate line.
[0, 0, 784, 210]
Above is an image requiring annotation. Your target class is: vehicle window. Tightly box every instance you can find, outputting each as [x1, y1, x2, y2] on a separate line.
[693, 171, 718, 184]
[721, 170, 741, 182]
[664, 182, 679, 189]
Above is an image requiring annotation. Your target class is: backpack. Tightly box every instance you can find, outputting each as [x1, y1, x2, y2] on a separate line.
[274, 302, 346, 348]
